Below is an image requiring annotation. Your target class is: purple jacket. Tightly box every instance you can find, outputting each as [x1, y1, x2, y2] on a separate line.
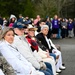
[68, 22, 73, 30]
[52, 19, 59, 28]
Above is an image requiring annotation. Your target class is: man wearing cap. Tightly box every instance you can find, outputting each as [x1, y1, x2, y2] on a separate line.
[13, 22, 53, 75]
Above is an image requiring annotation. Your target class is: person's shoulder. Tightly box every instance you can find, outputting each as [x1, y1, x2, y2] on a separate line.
[36, 33, 42, 36]
[0, 41, 5, 46]
[36, 33, 43, 40]
[14, 35, 19, 39]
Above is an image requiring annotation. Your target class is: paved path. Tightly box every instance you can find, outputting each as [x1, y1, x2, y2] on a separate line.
[52, 38, 75, 75]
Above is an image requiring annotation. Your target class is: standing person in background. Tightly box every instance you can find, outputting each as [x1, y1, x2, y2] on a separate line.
[33, 15, 41, 27]
[73, 18, 75, 37]
[6, 14, 17, 27]
[57, 18, 62, 39]
[61, 18, 68, 39]
[36, 19, 45, 33]
[2, 17, 7, 28]
[17, 14, 24, 22]
[52, 15, 59, 39]
[45, 16, 52, 38]
[9, 14, 17, 28]
[68, 19, 74, 38]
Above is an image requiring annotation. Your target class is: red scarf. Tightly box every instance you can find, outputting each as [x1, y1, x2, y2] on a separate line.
[26, 35, 38, 52]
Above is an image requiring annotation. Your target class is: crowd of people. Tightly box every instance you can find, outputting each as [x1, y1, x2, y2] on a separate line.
[0, 14, 75, 39]
[0, 14, 74, 75]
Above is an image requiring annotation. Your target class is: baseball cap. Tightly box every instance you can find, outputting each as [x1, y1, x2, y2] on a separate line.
[13, 22, 25, 29]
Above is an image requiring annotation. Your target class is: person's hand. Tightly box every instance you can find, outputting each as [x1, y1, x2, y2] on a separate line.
[46, 49, 50, 57]
[46, 52, 50, 58]
[39, 61, 47, 70]
[46, 49, 53, 59]
[53, 51, 57, 53]
[46, 49, 49, 53]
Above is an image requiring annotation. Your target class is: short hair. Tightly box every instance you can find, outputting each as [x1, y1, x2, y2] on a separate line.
[19, 14, 22, 16]
[41, 25, 49, 31]
[39, 19, 45, 24]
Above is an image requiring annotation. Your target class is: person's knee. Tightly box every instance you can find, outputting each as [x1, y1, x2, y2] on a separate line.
[40, 70, 52, 75]
[56, 55, 59, 59]
[45, 62, 52, 71]
[56, 50, 61, 55]
[58, 50, 61, 55]
[44, 70, 53, 75]
[44, 72, 52, 75]
[50, 53, 56, 60]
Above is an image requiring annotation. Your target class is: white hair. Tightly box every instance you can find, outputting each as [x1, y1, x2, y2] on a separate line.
[41, 25, 49, 31]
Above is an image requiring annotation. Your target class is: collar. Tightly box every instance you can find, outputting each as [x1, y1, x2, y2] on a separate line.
[4, 40, 13, 46]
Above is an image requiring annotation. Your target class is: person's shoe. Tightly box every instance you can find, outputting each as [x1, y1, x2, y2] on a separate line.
[62, 63, 65, 66]
[56, 69, 61, 73]
[59, 66, 66, 70]
[56, 72, 59, 75]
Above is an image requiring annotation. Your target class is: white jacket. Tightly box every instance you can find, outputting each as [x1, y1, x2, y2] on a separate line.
[49, 39, 57, 50]
[0, 41, 44, 75]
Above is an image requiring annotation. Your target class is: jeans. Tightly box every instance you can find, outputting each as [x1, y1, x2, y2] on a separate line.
[39, 62, 53, 75]
[50, 53, 56, 60]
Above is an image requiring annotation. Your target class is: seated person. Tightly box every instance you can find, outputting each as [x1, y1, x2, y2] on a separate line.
[0, 27, 44, 75]
[36, 25, 66, 73]
[26, 24, 57, 75]
[13, 22, 54, 75]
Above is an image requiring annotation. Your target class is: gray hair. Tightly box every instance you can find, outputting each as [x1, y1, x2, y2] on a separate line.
[41, 25, 49, 31]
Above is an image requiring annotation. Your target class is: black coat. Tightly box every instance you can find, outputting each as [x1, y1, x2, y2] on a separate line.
[36, 33, 53, 53]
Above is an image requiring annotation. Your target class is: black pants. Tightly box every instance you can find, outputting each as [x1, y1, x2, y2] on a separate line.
[61, 28, 67, 38]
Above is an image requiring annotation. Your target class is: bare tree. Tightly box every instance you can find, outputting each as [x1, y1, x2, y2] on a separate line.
[54, 0, 67, 17]
[34, 0, 57, 17]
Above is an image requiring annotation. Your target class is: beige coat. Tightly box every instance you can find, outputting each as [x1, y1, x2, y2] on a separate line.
[38, 47, 56, 75]
[13, 35, 43, 69]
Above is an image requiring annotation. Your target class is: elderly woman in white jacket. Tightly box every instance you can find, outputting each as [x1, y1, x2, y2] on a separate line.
[0, 27, 44, 75]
